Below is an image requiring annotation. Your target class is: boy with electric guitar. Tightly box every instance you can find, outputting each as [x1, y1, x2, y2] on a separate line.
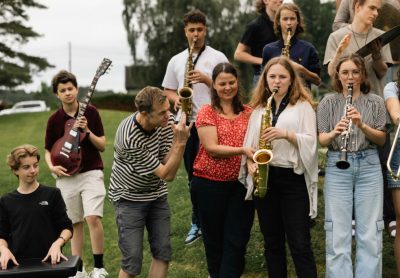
[44, 66, 110, 278]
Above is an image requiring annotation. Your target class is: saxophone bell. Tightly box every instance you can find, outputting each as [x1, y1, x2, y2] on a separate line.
[178, 37, 197, 119]
[253, 87, 278, 198]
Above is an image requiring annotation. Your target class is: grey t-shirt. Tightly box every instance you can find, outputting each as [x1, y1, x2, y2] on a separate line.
[324, 25, 393, 96]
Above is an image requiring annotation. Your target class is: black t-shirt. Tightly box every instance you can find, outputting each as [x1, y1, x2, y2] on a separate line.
[0, 185, 73, 260]
[240, 12, 277, 74]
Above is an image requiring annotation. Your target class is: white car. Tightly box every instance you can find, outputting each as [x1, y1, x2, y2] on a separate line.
[0, 100, 50, 116]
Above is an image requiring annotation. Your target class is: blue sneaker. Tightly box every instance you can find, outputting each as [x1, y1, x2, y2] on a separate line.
[185, 223, 201, 245]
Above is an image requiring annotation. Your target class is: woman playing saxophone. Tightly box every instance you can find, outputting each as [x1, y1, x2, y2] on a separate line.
[239, 56, 318, 278]
[262, 2, 321, 88]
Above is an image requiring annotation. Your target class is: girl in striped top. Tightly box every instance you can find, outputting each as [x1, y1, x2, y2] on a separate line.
[317, 53, 386, 278]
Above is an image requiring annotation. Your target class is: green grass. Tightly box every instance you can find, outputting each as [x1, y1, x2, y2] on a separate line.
[0, 110, 397, 277]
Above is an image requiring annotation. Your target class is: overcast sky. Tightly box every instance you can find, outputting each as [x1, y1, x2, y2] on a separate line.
[20, 0, 311, 93]
[22, 0, 132, 93]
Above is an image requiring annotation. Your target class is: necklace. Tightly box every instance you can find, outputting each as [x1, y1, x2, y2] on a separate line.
[350, 25, 370, 50]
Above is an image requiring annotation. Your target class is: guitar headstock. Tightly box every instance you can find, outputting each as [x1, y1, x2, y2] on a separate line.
[95, 58, 112, 78]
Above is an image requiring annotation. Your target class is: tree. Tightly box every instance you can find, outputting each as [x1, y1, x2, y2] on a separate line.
[294, 0, 336, 86]
[123, 0, 255, 89]
[0, 0, 53, 88]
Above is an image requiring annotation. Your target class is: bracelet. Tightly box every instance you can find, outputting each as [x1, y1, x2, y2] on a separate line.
[58, 236, 66, 246]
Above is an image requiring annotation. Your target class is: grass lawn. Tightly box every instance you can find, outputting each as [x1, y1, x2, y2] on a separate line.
[0, 109, 397, 277]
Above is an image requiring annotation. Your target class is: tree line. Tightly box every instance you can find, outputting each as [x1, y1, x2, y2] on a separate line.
[1, 0, 336, 92]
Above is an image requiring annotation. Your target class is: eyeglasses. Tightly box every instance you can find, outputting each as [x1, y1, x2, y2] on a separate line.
[338, 69, 361, 77]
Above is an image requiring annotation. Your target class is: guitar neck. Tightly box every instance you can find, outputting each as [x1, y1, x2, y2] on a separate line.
[76, 75, 99, 120]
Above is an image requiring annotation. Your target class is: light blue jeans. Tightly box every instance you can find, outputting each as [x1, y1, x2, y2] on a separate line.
[324, 149, 384, 278]
[252, 74, 260, 89]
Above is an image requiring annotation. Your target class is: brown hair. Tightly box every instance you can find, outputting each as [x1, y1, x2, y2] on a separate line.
[7, 144, 40, 171]
[332, 53, 371, 94]
[274, 3, 305, 37]
[255, 0, 266, 14]
[249, 56, 314, 108]
[183, 9, 206, 26]
[135, 86, 167, 113]
[352, 0, 367, 12]
[51, 70, 78, 94]
[211, 62, 244, 115]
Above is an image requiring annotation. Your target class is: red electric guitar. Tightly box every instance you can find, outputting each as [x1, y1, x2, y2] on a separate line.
[50, 58, 112, 175]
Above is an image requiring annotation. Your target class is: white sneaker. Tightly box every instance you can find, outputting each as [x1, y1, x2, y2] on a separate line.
[389, 221, 397, 238]
[90, 268, 109, 278]
[70, 270, 89, 278]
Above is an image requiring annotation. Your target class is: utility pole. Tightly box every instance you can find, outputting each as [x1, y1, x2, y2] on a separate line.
[68, 41, 72, 72]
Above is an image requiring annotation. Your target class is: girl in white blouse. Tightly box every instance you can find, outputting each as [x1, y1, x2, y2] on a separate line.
[239, 56, 318, 278]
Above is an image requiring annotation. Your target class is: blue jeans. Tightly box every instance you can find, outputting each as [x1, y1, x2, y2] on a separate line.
[387, 132, 400, 188]
[252, 74, 260, 89]
[324, 149, 384, 278]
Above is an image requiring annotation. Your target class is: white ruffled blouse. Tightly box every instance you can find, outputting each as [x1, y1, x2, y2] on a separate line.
[238, 100, 319, 218]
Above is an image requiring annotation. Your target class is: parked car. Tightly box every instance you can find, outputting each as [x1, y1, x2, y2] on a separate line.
[0, 100, 50, 116]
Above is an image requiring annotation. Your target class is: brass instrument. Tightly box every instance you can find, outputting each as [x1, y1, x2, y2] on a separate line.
[178, 37, 197, 119]
[336, 83, 354, 169]
[281, 28, 292, 57]
[253, 88, 278, 198]
[387, 117, 400, 181]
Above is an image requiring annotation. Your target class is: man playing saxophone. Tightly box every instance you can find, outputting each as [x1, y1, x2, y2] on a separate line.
[239, 56, 318, 278]
[162, 9, 228, 245]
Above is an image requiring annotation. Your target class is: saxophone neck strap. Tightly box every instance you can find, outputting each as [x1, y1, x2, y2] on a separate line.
[271, 92, 290, 126]
[190, 44, 206, 67]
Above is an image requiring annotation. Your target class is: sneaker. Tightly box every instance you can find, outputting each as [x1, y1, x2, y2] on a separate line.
[70, 269, 89, 278]
[389, 221, 397, 238]
[185, 223, 201, 245]
[90, 267, 109, 278]
[352, 220, 356, 237]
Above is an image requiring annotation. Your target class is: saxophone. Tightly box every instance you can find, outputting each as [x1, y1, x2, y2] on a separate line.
[178, 37, 197, 119]
[281, 28, 292, 57]
[253, 88, 278, 198]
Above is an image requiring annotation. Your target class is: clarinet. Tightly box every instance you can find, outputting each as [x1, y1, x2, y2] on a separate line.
[336, 83, 354, 169]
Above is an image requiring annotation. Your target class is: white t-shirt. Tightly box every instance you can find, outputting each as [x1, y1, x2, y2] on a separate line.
[162, 45, 228, 122]
[384, 81, 398, 100]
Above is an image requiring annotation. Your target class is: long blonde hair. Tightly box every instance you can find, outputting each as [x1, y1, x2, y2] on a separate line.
[249, 56, 314, 108]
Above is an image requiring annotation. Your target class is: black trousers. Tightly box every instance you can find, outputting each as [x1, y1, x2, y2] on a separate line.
[191, 177, 255, 278]
[254, 166, 317, 278]
[184, 126, 200, 226]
